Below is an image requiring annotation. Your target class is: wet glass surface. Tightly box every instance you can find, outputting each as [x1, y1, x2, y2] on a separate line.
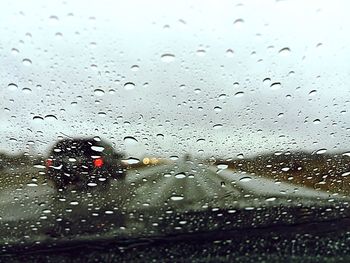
[1, 0, 350, 261]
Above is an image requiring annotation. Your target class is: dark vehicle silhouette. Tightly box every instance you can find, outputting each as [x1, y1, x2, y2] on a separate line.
[45, 138, 125, 191]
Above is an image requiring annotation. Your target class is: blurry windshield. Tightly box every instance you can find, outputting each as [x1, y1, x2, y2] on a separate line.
[1, 0, 350, 260]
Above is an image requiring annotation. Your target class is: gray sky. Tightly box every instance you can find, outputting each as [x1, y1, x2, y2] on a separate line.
[1, 0, 350, 158]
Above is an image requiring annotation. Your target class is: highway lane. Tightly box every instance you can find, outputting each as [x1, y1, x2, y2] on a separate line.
[0, 160, 345, 222]
[0, 160, 348, 246]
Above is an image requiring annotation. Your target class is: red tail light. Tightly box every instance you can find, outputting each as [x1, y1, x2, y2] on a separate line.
[46, 159, 53, 167]
[93, 158, 104, 168]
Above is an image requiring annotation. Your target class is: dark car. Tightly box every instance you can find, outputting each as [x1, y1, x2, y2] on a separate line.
[45, 138, 125, 191]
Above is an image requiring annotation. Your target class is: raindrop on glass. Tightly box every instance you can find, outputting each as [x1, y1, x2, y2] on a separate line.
[226, 49, 234, 57]
[270, 82, 282, 90]
[234, 91, 244, 98]
[170, 195, 184, 201]
[233, 18, 244, 28]
[7, 83, 18, 91]
[131, 65, 140, 71]
[94, 89, 105, 96]
[196, 49, 206, 56]
[160, 53, 175, 62]
[315, 148, 327, 155]
[213, 124, 223, 129]
[239, 176, 252, 182]
[278, 47, 291, 56]
[124, 82, 135, 90]
[22, 58, 32, 66]
[124, 136, 138, 145]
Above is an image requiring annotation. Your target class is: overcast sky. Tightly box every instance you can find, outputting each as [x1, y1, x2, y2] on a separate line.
[1, 0, 350, 158]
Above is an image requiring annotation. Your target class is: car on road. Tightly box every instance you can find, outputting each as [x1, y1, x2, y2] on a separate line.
[45, 138, 125, 191]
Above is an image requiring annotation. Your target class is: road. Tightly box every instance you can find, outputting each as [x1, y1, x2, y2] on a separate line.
[0, 160, 347, 245]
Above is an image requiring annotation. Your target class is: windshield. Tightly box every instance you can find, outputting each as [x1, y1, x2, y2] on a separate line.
[1, 0, 350, 261]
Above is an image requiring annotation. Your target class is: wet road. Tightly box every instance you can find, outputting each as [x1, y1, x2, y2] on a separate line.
[0, 160, 347, 246]
[0, 160, 341, 221]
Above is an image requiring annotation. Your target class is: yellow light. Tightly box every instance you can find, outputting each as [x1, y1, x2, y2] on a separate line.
[143, 158, 150, 165]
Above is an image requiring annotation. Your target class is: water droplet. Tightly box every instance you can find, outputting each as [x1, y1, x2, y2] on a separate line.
[22, 58, 32, 66]
[105, 210, 114, 214]
[124, 82, 135, 90]
[88, 182, 97, 187]
[214, 106, 222, 112]
[233, 19, 244, 28]
[278, 47, 291, 56]
[11, 48, 19, 55]
[7, 83, 18, 91]
[91, 145, 104, 152]
[49, 15, 59, 24]
[309, 90, 317, 96]
[94, 89, 105, 96]
[233, 82, 240, 88]
[22, 87, 32, 93]
[160, 53, 175, 62]
[89, 42, 97, 48]
[156, 133, 164, 138]
[27, 183, 38, 187]
[234, 91, 244, 98]
[196, 49, 206, 56]
[131, 65, 139, 71]
[239, 177, 252, 182]
[25, 32, 32, 39]
[226, 49, 234, 57]
[124, 136, 138, 145]
[45, 115, 57, 121]
[94, 136, 101, 142]
[179, 19, 186, 25]
[122, 157, 140, 164]
[270, 82, 282, 90]
[175, 172, 186, 179]
[313, 119, 321, 124]
[263, 78, 271, 85]
[55, 32, 63, 39]
[265, 197, 276, 202]
[213, 124, 223, 129]
[33, 116, 44, 122]
[341, 171, 350, 177]
[69, 201, 79, 206]
[217, 164, 228, 169]
[169, 156, 179, 161]
[170, 195, 184, 201]
[237, 153, 244, 159]
[315, 148, 327, 155]
[33, 164, 45, 169]
[342, 152, 350, 157]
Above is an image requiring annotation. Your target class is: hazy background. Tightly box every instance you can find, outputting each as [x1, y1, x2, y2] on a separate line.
[1, 0, 350, 158]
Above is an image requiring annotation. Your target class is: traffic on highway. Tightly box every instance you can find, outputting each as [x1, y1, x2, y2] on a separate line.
[1, 137, 350, 261]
